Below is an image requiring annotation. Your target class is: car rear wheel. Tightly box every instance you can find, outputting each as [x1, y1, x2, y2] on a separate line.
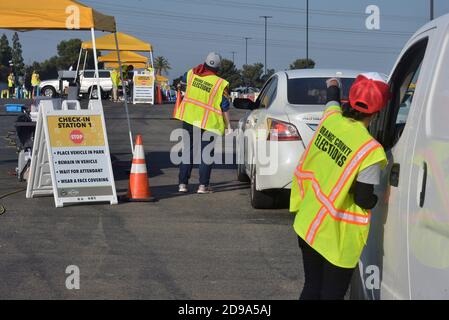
[250, 168, 276, 209]
[89, 87, 101, 99]
[42, 86, 56, 98]
[102, 91, 111, 100]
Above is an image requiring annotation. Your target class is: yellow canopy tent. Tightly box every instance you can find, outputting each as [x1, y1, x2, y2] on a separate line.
[99, 51, 148, 64]
[81, 32, 154, 69]
[82, 32, 152, 51]
[105, 62, 148, 69]
[0, 0, 115, 32]
[0, 1, 135, 151]
[156, 75, 169, 83]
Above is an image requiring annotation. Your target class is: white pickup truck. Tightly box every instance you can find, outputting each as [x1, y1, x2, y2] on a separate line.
[39, 70, 113, 99]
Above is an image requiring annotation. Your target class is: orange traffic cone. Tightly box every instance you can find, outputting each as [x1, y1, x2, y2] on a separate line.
[156, 85, 163, 105]
[126, 135, 155, 202]
[172, 88, 182, 119]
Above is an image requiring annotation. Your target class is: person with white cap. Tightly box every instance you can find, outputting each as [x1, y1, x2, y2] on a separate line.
[174, 52, 232, 194]
[290, 73, 391, 300]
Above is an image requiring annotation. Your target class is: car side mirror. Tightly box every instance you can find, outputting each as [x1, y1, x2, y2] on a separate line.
[233, 98, 257, 110]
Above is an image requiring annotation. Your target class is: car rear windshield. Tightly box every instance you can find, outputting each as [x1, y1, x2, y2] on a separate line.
[83, 71, 111, 78]
[287, 77, 355, 105]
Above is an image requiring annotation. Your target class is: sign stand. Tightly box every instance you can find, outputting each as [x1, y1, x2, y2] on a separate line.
[133, 70, 155, 105]
[27, 99, 118, 208]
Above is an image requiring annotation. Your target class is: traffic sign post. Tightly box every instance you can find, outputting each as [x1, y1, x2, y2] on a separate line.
[133, 70, 155, 105]
[26, 99, 118, 208]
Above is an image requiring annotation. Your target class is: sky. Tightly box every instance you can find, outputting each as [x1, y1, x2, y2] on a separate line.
[2, 0, 449, 81]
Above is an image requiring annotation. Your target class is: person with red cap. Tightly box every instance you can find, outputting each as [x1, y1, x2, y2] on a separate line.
[290, 73, 391, 300]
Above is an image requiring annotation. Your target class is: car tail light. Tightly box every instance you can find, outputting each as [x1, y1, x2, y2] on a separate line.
[267, 118, 302, 141]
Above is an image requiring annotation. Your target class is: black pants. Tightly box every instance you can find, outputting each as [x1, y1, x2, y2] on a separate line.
[298, 236, 355, 300]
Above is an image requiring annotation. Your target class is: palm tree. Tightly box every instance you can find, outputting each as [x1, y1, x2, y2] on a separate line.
[154, 56, 171, 75]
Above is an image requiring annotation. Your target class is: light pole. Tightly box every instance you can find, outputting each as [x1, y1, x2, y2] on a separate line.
[430, 0, 434, 20]
[230, 51, 236, 64]
[306, 0, 309, 68]
[260, 16, 272, 75]
[244, 37, 251, 65]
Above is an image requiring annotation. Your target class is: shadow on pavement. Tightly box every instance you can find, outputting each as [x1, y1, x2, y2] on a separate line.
[112, 151, 238, 181]
[116, 181, 250, 201]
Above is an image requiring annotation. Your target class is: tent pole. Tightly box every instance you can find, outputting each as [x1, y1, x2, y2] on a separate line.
[149, 51, 154, 68]
[74, 47, 82, 84]
[114, 32, 134, 153]
[83, 50, 88, 72]
[90, 28, 101, 102]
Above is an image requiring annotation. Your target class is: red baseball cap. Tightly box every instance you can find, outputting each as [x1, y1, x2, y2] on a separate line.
[349, 73, 391, 114]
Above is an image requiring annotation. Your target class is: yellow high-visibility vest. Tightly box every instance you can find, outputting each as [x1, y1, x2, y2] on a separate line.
[8, 74, 14, 87]
[173, 69, 229, 136]
[111, 70, 121, 87]
[31, 73, 40, 86]
[290, 105, 388, 268]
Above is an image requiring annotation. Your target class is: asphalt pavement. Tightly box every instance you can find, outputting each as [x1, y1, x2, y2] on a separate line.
[0, 99, 302, 300]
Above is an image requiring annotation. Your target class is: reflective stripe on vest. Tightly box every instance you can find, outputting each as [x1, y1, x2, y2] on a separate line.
[295, 139, 381, 244]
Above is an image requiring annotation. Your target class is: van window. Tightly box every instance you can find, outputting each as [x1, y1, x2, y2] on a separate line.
[83, 71, 94, 78]
[371, 38, 428, 149]
[82, 71, 110, 78]
[99, 71, 111, 78]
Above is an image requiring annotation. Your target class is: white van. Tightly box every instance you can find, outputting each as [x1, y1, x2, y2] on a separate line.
[39, 70, 112, 99]
[351, 13, 449, 300]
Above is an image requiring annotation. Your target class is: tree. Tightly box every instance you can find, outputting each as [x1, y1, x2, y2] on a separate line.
[154, 56, 171, 75]
[218, 58, 242, 89]
[261, 68, 275, 84]
[289, 58, 316, 70]
[29, 39, 98, 80]
[172, 75, 184, 88]
[241, 63, 265, 88]
[0, 34, 12, 82]
[57, 39, 83, 69]
[0, 34, 12, 67]
[12, 32, 25, 76]
[37, 56, 60, 80]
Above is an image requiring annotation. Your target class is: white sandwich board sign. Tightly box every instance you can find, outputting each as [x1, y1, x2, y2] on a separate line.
[133, 70, 155, 105]
[26, 99, 118, 208]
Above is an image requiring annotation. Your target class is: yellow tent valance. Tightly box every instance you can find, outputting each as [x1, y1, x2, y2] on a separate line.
[99, 51, 148, 63]
[0, 0, 116, 32]
[105, 62, 148, 69]
[156, 75, 169, 83]
[82, 32, 152, 51]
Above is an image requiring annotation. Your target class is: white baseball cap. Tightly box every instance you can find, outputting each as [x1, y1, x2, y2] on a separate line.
[205, 52, 222, 69]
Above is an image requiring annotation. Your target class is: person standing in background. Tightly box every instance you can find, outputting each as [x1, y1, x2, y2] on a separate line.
[111, 68, 120, 102]
[31, 70, 41, 98]
[8, 72, 15, 99]
[127, 65, 135, 102]
[16, 74, 24, 99]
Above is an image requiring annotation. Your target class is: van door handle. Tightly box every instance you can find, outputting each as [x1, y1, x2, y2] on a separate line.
[390, 163, 400, 187]
[419, 162, 428, 208]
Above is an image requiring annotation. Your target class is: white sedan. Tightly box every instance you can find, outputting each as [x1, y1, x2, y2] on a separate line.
[234, 69, 363, 209]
